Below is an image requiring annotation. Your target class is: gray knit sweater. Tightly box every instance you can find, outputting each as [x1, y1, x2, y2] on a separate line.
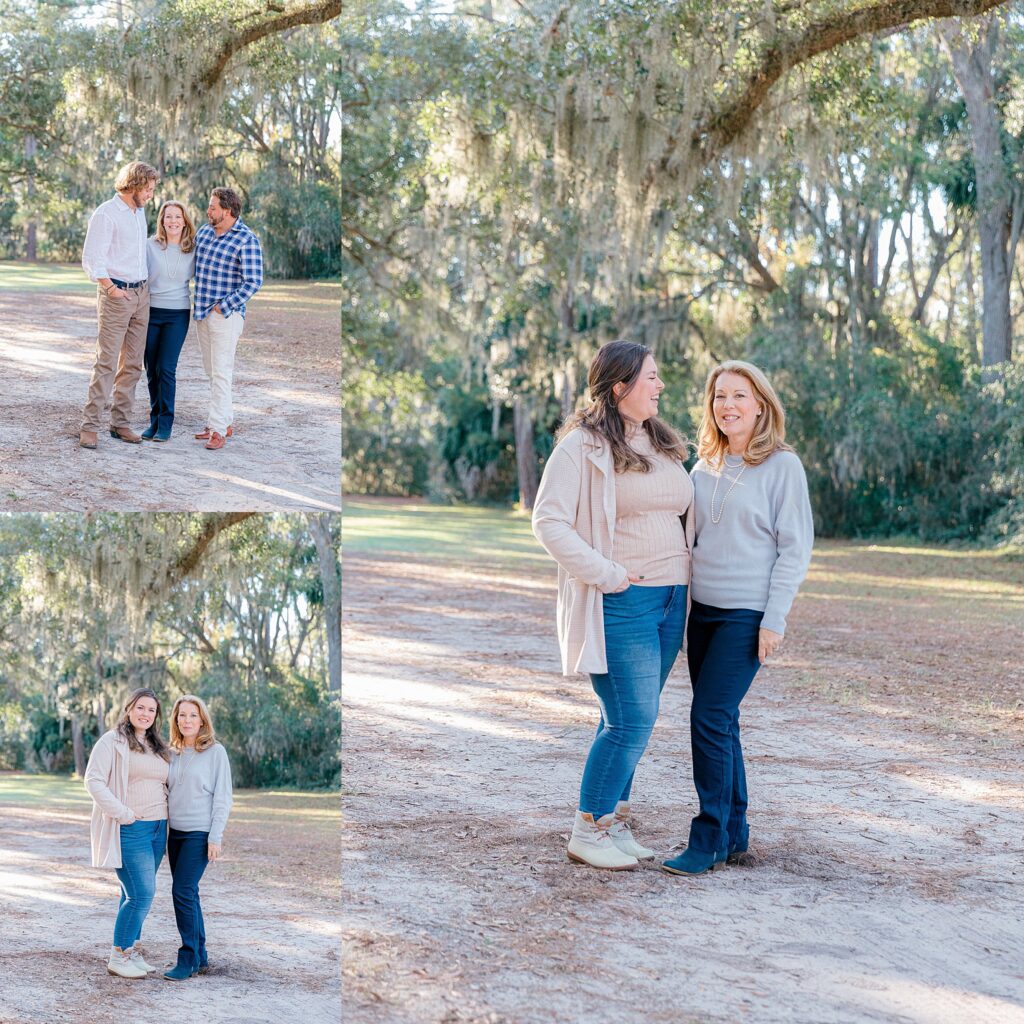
[690, 449, 814, 634]
[167, 742, 233, 844]
[146, 238, 195, 309]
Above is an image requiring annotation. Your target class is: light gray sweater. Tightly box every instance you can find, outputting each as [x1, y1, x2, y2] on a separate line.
[690, 449, 814, 634]
[167, 742, 233, 844]
[146, 238, 195, 309]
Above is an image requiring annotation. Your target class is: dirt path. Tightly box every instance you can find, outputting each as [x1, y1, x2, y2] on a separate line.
[342, 544, 1024, 1024]
[0, 787, 340, 1024]
[0, 282, 340, 512]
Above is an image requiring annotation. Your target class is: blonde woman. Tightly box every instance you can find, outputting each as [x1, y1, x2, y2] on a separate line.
[164, 694, 233, 981]
[83, 687, 171, 978]
[142, 200, 197, 441]
[533, 341, 694, 871]
[662, 361, 813, 877]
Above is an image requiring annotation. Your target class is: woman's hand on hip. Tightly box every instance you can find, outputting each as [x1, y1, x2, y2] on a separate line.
[758, 627, 783, 664]
[611, 573, 644, 594]
[208, 842, 222, 862]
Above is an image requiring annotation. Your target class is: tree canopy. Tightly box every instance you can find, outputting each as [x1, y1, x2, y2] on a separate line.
[343, 0, 1024, 544]
[0, 512, 341, 788]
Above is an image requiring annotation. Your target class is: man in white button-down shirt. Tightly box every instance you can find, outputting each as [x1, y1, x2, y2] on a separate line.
[79, 160, 159, 449]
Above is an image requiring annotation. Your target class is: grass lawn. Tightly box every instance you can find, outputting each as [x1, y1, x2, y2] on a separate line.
[0, 261, 95, 293]
[0, 261, 340, 300]
[0, 772, 339, 828]
[343, 498, 547, 569]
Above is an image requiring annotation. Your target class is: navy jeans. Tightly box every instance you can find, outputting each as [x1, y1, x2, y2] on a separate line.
[113, 818, 166, 949]
[144, 306, 190, 435]
[579, 584, 687, 818]
[686, 600, 763, 853]
[168, 828, 210, 971]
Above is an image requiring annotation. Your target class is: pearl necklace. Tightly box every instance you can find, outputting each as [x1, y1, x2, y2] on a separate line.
[176, 745, 199, 785]
[164, 239, 184, 279]
[710, 454, 747, 523]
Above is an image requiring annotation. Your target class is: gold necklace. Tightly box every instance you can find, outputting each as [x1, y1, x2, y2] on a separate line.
[710, 455, 747, 523]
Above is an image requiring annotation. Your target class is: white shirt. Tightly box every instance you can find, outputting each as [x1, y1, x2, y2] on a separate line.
[81, 194, 148, 283]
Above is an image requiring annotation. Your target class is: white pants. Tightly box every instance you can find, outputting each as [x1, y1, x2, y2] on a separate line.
[196, 310, 245, 435]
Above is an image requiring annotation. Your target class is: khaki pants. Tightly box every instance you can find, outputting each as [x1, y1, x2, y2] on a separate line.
[81, 284, 150, 432]
[196, 310, 245, 435]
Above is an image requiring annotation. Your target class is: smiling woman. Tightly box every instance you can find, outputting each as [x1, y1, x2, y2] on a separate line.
[531, 340, 695, 870]
[82, 687, 171, 979]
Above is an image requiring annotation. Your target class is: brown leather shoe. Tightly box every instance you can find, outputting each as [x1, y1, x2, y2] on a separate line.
[205, 431, 226, 451]
[79, 430, 98, 449]
[109, 426, 142, 444]
[194, 425, 233, 440]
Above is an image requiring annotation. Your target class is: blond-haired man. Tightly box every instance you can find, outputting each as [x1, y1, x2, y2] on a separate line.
[80, 160, 159, 449]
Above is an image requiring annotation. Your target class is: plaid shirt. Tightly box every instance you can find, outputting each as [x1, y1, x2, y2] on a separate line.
[193, 219, 264, 320]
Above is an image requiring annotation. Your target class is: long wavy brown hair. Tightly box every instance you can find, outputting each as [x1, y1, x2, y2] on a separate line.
[696, 360, 793, 468]
[154, 201, 197, 254]
[558, 340, 689, 472]
[115, 687, 172, 760]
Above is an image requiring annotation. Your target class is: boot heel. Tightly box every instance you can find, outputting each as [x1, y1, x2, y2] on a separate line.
[710, 859, 727, 871]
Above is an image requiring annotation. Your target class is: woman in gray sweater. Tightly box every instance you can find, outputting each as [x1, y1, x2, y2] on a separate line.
[164, 693, 233, 979]
[663, 360, 813, 877]
[142, 201, 197, 441]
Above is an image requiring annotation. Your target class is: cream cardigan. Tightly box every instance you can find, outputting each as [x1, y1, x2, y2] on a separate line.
[532, 426, 695, 675]
[84, 730, 146, 869]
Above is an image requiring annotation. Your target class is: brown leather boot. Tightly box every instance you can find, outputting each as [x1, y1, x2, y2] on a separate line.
[109, 426, 142, 444]
[194, 425, 233, 440]
[79, 430, 98, 449]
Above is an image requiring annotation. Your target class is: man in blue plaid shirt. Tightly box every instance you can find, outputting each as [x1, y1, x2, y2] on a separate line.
[192, 187, 264, 450]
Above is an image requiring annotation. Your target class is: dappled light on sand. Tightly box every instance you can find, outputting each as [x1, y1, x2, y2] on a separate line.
[343, 502, 1024, 1024]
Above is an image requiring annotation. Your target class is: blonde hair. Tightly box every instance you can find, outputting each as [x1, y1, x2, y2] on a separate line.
[155, 201, 197, 254]
[114, 160, 159, 194]
[169, 694, 217, 753]
[697, 360, 793, 468]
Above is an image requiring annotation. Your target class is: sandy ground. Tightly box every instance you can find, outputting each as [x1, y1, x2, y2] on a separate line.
[0, 284, 340, 512]
[342, 545, 1024, 1024]
[0, 788, 340, 1024]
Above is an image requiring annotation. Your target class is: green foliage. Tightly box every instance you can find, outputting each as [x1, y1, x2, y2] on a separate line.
[752, 315, 1023, 542]
[0, 513, 340, 787]
[0, 5, 340, 276]
[196, 668, 340, 790]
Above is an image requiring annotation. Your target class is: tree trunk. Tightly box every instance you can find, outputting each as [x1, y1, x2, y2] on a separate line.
[942, 17, 1013, 368]
[24, 135, 37, 261]
[309, 513, 341, 693]
[71, 715, 86, 777]
[513, 395, 539, 511]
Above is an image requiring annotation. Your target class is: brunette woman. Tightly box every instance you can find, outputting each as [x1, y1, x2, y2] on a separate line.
[142, 200, 197, 441]
[83, 687, 171, 978]
[164, 694, 233, 980]
[532, 340, 694, 870]
[662, 360, 813, 877]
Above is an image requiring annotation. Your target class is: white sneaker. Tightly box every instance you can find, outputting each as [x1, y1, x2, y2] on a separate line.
[608, 801, 655, 860]
[566, 811, 639, 870]
[107, 946, 147, 979]
[127, 945, 155, 973]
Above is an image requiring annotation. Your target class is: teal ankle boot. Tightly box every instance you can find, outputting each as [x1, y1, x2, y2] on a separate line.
[661, 846, 728, 876]
[163, 961, 196, 981]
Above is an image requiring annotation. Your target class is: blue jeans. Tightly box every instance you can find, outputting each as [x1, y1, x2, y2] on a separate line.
[686, 601, 763, 853]
[168, 829, 210, 970]
[113, 819, 167, 949]
[144, 306, 190, 434]
[579, 584, 687, 818]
